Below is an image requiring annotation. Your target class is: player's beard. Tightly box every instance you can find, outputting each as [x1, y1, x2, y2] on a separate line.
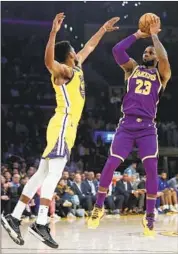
[142, 59, 155, 67]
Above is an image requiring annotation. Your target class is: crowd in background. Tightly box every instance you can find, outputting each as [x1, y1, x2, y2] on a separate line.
[2, 104, 178, 175]
[1, 161, 178, 219]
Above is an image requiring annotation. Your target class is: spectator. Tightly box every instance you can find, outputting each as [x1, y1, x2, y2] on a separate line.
[95, 173, 101, 190]
[8, 174, 21, 213]
[158, 171, 178, 212]
[18, 176, 29, 195]
[85, 172, 97, 197]
[124, 161, 137, 177]
[27, 166, 36, 178]
[89, 171, 95, 181]
[55, 179, 75, 218]
[168, 173, 178, 194]
[130, 175, 138, 190]
[84, 171, 89, 179]
[69, 172, 76, 186]
[81, 173, 86, 181]
[1, 165, 9, 175]
[137, 175, 147, 213]
[12, 168, 19, 175]
[19, 167, 27, 178]
[62, 170, 72, 187]
[4, 171, 12, 183]
[1, 175, 10, 215]
[21, 161, 27, 171]
[114, 174, 138, 213]
[77, 172, 98, 213]
[106, 183, 122, 215]
[72, 173, 93, 216]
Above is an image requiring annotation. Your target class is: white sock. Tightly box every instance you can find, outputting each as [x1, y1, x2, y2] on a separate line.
[175, 204, 178, 209]
[12, 201, 26, 220]
[36, 205, 49, 225]
[163, 205, 168, 210]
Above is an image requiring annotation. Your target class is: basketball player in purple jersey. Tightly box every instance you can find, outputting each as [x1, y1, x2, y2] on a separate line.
[88, 16, 171, 236]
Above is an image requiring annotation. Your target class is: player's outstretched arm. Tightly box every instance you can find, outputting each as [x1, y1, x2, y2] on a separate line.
[112, 30, 148, 80]
[150, 17, 171, 89]
[77, 17, 120, 66]
[45, 13, 73, 80]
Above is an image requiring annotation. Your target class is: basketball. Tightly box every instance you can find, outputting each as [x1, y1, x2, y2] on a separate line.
[139, 13, 160, 34]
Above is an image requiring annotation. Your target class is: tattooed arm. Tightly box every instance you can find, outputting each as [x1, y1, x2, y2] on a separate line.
[150, 17, 171, 89]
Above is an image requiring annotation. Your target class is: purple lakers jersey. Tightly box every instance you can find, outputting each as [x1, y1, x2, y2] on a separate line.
[122, 66, 163, 119]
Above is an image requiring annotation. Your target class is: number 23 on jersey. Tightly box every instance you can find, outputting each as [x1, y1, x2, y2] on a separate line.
[135, 79, 152, 95]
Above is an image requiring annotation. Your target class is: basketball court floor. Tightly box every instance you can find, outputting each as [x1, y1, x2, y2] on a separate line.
[1, 214, 178, 254]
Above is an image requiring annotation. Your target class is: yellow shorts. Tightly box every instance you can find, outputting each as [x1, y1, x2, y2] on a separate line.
[42, 113, 77, 159]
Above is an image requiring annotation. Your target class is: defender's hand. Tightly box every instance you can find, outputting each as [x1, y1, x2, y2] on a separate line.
[150, 16, 161, 35]
[103, 17, 120, 32]
[52, 13, 65, 33]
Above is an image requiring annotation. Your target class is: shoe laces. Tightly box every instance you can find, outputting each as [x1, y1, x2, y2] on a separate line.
[146, 213, 155, 230]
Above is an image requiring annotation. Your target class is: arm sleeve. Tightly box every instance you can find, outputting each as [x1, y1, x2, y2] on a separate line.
[112, 34, 137, 65]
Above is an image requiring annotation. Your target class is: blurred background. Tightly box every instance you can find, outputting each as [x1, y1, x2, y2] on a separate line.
[1, 1, 178, 182]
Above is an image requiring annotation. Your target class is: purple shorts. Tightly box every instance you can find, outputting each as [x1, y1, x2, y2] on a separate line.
[110, 116, 158, 162]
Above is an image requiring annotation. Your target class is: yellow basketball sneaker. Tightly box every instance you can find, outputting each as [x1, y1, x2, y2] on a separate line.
[87, 205, 104, 229]
[142, 213, 156, 237]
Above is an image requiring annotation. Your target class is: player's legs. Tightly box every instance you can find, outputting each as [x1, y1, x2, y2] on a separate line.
[1, 159, 49, 245]
[36, 157, 67, 225]
[96, 128, 134, 205]
[12, 159, 49, 219]
[28, 156, 67, 249]
[142, 158, 158, 235]
[136, 134, 158, 236]
[96, 156, 122, 208]
[2, 113, 69, 247]
[88, 127, 134, 228]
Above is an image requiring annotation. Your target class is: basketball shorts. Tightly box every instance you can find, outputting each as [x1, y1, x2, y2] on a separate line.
[110, 116, 158, 162]
[42, 113, 77, 160]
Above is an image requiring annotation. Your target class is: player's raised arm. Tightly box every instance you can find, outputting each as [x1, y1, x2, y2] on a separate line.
[45, 13, 73, 79]
[150, 17, 171, 89]
[112, 30, 148, 79]
[77, 17, 120, 66]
